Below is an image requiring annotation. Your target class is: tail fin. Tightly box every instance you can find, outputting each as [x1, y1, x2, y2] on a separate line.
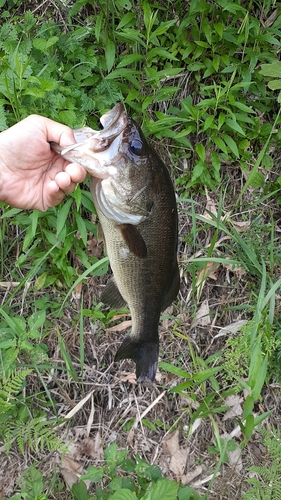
[115, 336, 159, 383]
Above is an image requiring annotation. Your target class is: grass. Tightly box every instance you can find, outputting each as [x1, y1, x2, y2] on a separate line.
[0, 0, 281, 498]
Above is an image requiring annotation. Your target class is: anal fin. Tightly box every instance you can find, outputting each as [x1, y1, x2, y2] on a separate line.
[101, 277, 127, 309]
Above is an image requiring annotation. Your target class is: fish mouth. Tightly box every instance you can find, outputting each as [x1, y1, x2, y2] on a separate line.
[89, 103, 128, 152]
[51, 103, 128, 179]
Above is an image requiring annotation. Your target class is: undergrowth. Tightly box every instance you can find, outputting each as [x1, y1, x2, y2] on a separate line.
[0, 0, 281, 498]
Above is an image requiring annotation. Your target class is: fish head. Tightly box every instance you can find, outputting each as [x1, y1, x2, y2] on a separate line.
[90, 106, 154, 225]
[51, 103, 154, 225]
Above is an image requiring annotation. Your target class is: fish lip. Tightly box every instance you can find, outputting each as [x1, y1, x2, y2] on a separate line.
[93, 103, 128, 151]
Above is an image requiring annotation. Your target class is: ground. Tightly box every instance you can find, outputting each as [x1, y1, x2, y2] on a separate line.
[0, 1, 281, 498]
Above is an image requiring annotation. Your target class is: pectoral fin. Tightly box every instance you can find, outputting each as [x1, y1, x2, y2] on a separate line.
[101, 277, 127, 309]
[118, 224, 147, 258]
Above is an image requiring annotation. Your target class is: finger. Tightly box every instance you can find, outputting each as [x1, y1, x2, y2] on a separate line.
[46, 180, 66, 209]
[28, 115, 76, 146]
[65, 163, 88, 183]
[54, 171, 76, 194]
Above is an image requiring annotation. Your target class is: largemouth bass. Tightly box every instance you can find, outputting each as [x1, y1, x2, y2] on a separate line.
[51, 103, 179, 382]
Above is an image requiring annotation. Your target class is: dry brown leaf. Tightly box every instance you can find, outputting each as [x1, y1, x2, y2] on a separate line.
[228, 447, 243, 471]
[58, 455, 84, 489]
[163, 429, 180, 456]
[72, 281, 82, 300]
[197, 261, 219, 286]
[162, 430, 189, 481]
[127, 427, 135, 447]
[110, 313, 131, 322]
[87, 236, 103, 258]
[216, 320, 247, 338]
[196, 262, 219, 300]
[203, 193, 218, 220]
[106, 320, 132, 332]
[224, 262, 246, 282]
[182, 465, 203, 485]
[231, 220, 251, 232]
[0, 281, 20, 287]
[170, 448, 189, 481]
[119, 372, 137, 384]
[191, 299, 210, 328]
[223, 395, 243, 421]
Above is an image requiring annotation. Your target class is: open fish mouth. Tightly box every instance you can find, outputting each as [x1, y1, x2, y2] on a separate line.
[50, 103, 128, 178]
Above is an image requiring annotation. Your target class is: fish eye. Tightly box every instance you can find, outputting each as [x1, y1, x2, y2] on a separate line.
[129, 139, 143, 156]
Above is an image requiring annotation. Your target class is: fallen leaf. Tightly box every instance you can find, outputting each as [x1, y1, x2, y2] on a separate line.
[216, 320, 247, 338]
[191, 299, 210, 328]
[196, 262, 219, 300]
[223, 262, 246, 281]
[163, 430, 180, 456]
[162, 430, 189, 482]
[87, 236, 103, 258]
[182, 465, 203, 485]
[127, 427, 135, 447]
[203, 193, 218, 220]
[170, 448, 189, 481]
[72, 281, 82, 300]
[106, 320, 132, 332]
[119, 373, 137, 384]
[228, 446, 242, 471]
[223, 395, 243, 421]
[58, 455, 83, 489]
[231, 220, 250, 232]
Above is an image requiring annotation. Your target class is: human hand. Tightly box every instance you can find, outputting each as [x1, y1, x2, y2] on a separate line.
[0, 115, 87, 211]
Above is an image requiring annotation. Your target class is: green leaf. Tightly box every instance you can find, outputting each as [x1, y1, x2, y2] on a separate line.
[0, 105, 7, 131]
[105, 38, 116, 72]
[260, 61, 281, 78]
[151, 19, 177, 38]
[203, 114, 214, 131]
[95, 12, 103, 42]
[193, 366, 222, 382]
[75, 211, 87, 247]
[33, 38, 47, 51]
[268, 80, 281, 90]
[143, 478, 178, 500]
[147, 47, 178, 61]
[116, 28, 145, 47]
[159, 361, 190, 378]
[225, 118, 245, 136]
[214, 22, 224, 38]
[72, 480, 93, 500]
[213, 136, 228, 155]
[243, 395, 255, 419]
[109, 490, 137, 500]
[56, 199, 72, 237]
[81, 466, 104, 482]
[117, 54, 144, 68]
[222, 134, 239, 158]
[196, 143, 205, 161]
[251, 354, 268, 400]
[249, 171, 265, 188]
[28, 310, 46, 334]
[46, 36, 59, 48]
[117, 11, 135, 30]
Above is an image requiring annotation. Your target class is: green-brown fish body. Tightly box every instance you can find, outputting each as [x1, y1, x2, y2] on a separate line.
[51, 103, 179, 382]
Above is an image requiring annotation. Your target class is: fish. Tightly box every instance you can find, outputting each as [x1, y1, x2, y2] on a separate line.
[51, 103, 179, 382]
